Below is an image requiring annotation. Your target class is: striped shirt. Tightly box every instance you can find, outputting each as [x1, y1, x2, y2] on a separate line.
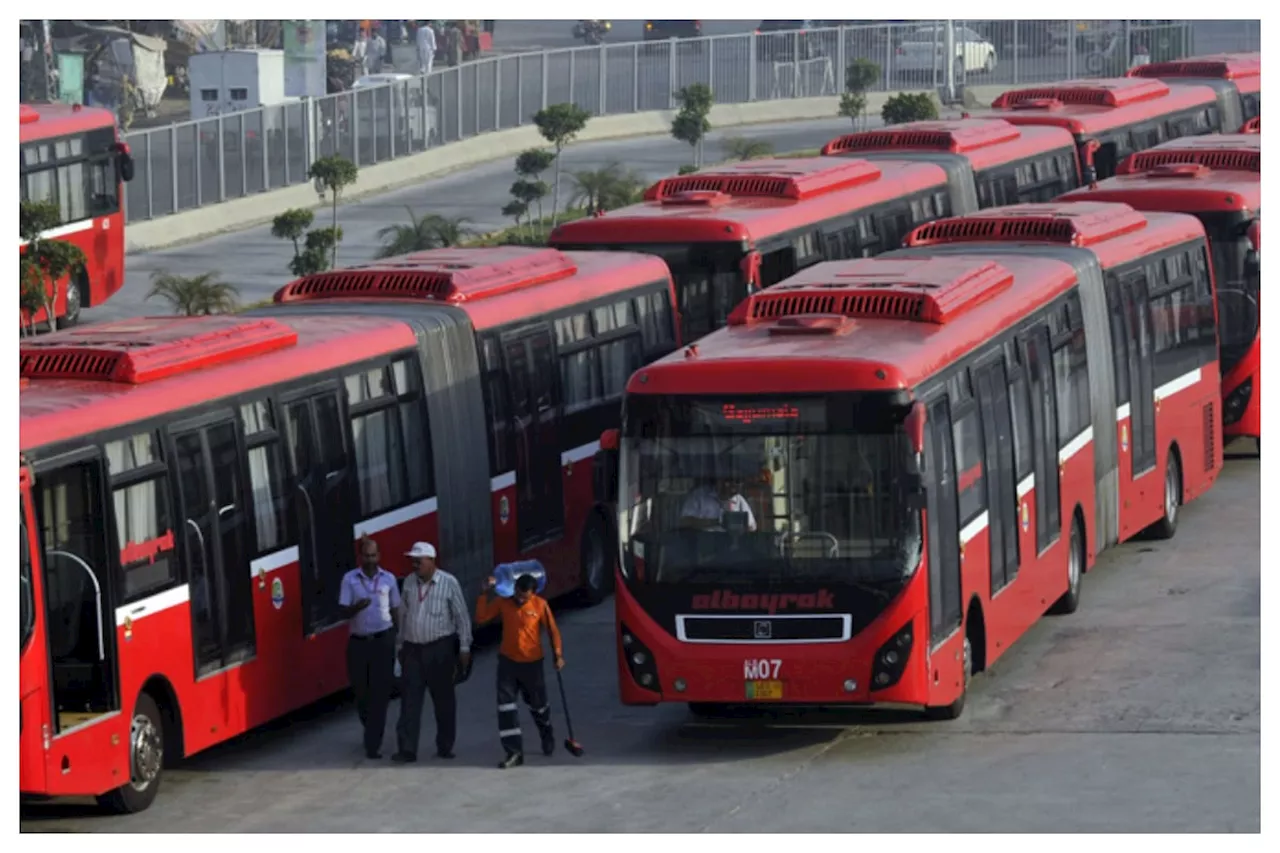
[398, 569, 472, 653]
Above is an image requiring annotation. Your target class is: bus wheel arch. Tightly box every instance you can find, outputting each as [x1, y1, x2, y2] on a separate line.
[96, 683, 176, 814]
[142, 675, 184, 768]
[1050, 509, 1086, 615]
[1147, 443, 1183, 540]
[579, 506, 616, 604]
[925, 599, 983, 721]
[62, 268, 90, 327]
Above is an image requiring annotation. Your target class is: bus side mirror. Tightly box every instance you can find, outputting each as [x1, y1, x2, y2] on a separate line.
[115, 142, 135, 183]
[594, 429, 620, 504]
[740, 250, 762, 293]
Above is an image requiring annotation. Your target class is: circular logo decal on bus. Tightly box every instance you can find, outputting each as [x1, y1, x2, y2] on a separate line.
[271, 577, 285, 610]
[1020, 500, 1030, 533]
[1120, 423, 1129, 453]
[499, 495, 510, 525]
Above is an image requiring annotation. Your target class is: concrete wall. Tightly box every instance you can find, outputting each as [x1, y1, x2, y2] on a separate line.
[126, 85, 1014, 253]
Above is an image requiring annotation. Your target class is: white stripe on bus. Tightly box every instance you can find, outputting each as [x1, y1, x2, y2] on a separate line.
[353, 496, 438, 538]
[1116, 403, 1131, 422]
[959, 511, 989, 547]
[1154, 367, 1202, 402]
[561, 440, 601, 466]
[248, 545, 301, 578]
[1016, 474, 1035, 499]
[17, 218, 96, 247]
[490, 471, 516, 492]
[114, 584, 190, 627]
[1058, 426, 1093, 465]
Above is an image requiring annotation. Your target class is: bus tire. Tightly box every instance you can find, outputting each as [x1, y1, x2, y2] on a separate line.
[1049, 514, 1085, 615]
[60, 269, 88, 328]
[1147, 449, 1182, 540]
[579, 513, 615, 605]
[924, 635, 970, 721]
[97, 692, 165, 814]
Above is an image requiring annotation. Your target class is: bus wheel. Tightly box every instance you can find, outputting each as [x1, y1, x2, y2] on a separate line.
[579, 515, 614, 605]
[1049, 515, 1084, 615]
[97, 693, 165, 814]
[924, 635, 970, 721]
[1147, 451, 1182, 540]
[61, 271, 87, 327]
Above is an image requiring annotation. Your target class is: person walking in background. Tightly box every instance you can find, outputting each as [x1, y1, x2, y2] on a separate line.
[368, 27, 387, 73]
[352, 28, 370, 76]
[476, 569, 565, 769]
[338, 535, 401, 759]
[393, 542, 471, 763]
[445, 21, 463, 68]
[415, 21, 436, 76]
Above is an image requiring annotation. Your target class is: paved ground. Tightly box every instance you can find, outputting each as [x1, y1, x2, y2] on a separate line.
[20, 451, 1260, 832]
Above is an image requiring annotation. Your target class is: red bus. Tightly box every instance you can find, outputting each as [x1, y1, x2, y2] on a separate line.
[903, 202, 1224, 545]
[1059, 142, 1261, 445]
[19, 247, 678, 812]
[1241, 116, 1259, 134]
[19, 103, 135, 328]
[603, 216, 1220, 717]
[821, 118, 1083, 208]
[1129, 52, 1261, 125]
[987, 78, 1237, 180]
[549, 157, 979, 341]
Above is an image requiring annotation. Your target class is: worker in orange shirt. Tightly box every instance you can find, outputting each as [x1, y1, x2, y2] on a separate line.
[476, 570, 564, 769]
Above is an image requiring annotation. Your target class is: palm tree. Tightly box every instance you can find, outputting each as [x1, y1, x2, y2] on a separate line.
[567, 163, 644, 214]
[146, 270, 240, 316]
[376, 208, 473, 258]
[723, 136, 775, 161]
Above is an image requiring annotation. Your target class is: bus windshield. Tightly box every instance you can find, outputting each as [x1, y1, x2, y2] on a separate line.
[619, 394, 922, 587]
[1201, 211, 1259, 373]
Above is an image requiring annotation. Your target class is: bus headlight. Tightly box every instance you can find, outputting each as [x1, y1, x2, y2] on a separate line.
[620, 623, 660, 692]
[1223, 377, 1253, 426]
[871, 620, 914, 691]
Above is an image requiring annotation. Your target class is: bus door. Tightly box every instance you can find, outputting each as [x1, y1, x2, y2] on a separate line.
[30, 452, 125, 794]
[1118, 269, 1157, 476]
[503, 325, 566, 549]
[170, 414, 257, 676]
[975, 358, 1020, 593]
[281, 384, 358, 635]
[20, 471, 51, 793]
[925, 397, 963, 647]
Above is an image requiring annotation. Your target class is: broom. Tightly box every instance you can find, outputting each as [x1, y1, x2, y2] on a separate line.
[554, 667, 585, 757]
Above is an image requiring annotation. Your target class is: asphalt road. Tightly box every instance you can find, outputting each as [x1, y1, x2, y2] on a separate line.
[20, 453, 1260, 832]
[122, 20, 1259, 221]
[99, 115, 893, 322]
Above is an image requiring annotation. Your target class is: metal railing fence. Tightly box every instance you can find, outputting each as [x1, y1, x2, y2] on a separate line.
[122, 20, 1255, 223]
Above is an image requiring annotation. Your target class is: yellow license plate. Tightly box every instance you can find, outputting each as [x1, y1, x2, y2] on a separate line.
[746, 680, 783, 700]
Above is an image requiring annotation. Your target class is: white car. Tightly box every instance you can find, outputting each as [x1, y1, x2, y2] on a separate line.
[896, 25, 998, 76]
[351, 73, 439, 146]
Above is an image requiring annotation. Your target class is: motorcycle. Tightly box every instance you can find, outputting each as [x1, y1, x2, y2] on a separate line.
[572, 20, 611, 45]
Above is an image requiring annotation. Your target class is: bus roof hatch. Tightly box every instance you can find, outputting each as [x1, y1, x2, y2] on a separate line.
[728, 257, 1013, 326]
[992, 77, 1170, 109]
[905, 201, 1148, 248]
[821, 119, 1022, 156]
[644, 158, 881, 201]
[1120, 135, 1261, 174]
[276, 247, 579, 304]
[19, 317, 298, 385]
[1128, 53, 1260, 81]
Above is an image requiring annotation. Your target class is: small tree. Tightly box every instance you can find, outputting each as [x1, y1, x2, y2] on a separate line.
[146, 270, 240, 315]
[568, 163, 643, 214]
[270, 208, 315, 263]
[882, 92, 940, 125]
[515, 148, 556, 222]
[501, 199, 530, 239]
[723, 136, 774, 161]
[510, 179, 550, 231]
[376, 210, 472, 258]
[839, 58, 882, 128]
[272, 207, 332, 277]
[308, 155, 359, 267]
[533, 103, 591, 227]
[19, 268, 45, 337]
[677, 164, 699, 175]
[671, 84, 714, 168]
[20, 200, 86, 333]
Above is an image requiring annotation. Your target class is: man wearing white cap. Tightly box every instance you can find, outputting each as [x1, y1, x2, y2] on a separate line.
[392, 542, 471, 762]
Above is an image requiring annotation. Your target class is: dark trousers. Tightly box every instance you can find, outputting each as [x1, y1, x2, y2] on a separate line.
[347, 629, 395, 755]
[496, 654, 552, 756]
[396, 635, 458, 757]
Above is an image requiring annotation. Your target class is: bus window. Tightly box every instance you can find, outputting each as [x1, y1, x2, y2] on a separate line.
[21, 508, 34, 650]
[105, 432, 177, 602]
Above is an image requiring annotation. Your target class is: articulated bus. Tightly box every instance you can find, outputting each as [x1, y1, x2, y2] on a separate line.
[19, 247, 678, 812]
[604, 215, 1220, 717]
[821, 119, 1084, 208]
[1130, 52, 1261, 126]
[902, 202, 1224, 546]
[988, 78, 1237, 180]
[19, 103, 135, 328]
[1059, 137, 1261, 445]
[549, 157, 979, 341]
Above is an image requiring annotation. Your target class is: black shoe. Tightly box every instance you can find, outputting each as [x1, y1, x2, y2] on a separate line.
[391, 752, 417, 763]
[436, 750, 455, 760]
[541, 730, 555, 756]
[365, 750, 382, 760]
[499, 753, 524, 769]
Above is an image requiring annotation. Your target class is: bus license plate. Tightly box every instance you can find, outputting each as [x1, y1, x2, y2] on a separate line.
[746, 680, 783, 700]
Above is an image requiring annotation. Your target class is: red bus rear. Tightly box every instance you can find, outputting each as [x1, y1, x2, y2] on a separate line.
[608, 250, 1171, 715]
[1058, 143, 1260, 444]
[19, 248, 679, 813]
[19, 103, 134, 328]
[1129, 52, 1261, 124]
[822, 118, 1083, 207]
[903, 202, 1224, 545]
[549, 157, 975, 341]
[987, 78, 1236, 180]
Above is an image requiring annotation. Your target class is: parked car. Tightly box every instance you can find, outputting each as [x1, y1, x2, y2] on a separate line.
[644, 20, 702, 41]
[895, 25, 997, 77]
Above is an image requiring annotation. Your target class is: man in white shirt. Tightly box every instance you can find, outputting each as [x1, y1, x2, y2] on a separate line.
[368, 28, 387, 74]
[415, 22, 437, 75]
[680, 477, 758, 532]
[392, 541, 471, 762]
